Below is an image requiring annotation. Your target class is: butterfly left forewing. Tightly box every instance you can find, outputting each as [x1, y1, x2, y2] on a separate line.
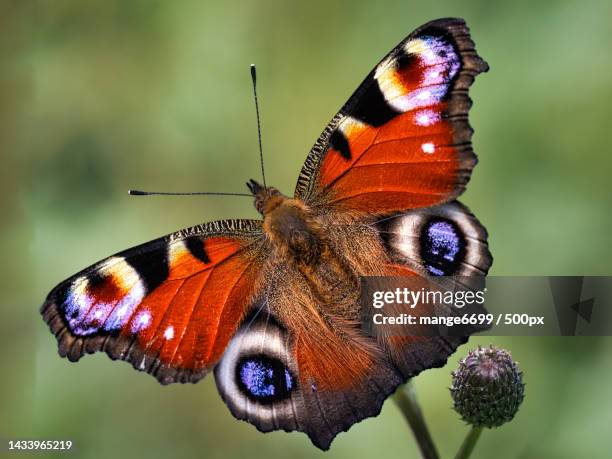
[41, 219, 265, 384]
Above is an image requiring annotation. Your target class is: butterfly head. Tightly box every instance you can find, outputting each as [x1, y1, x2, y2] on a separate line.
[247, 179, 283, 215]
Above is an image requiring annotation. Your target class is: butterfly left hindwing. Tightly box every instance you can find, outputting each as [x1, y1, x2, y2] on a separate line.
[214, 307, 403, 450]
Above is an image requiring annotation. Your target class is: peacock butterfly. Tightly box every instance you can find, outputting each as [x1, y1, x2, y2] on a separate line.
[40, 18, 492, 449]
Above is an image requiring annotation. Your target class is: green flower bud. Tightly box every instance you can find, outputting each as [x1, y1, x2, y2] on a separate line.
[450, 345, 525, 428]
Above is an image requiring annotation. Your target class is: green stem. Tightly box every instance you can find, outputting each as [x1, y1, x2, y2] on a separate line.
[454, 426, 484, 459]
[393, 382, 440, 459]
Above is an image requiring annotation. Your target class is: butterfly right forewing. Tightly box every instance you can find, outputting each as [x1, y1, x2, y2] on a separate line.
[296, 18, 488, 217]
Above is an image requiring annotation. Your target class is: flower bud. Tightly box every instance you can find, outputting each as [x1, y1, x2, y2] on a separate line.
[450, 345, 524, 428]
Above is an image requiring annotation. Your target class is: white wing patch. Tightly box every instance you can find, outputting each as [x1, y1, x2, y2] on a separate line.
[64, 256, 146, 335]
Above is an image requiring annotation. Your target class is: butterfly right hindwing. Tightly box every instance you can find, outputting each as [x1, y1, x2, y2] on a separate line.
[376, 200, 492, 277]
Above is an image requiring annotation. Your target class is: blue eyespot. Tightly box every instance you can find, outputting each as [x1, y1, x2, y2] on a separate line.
[237, 355, 294, 403]
[421, 219, 464, 276]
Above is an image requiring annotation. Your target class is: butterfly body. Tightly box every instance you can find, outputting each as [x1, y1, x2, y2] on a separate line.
[253, 177, 393, 329]
[41, 18, 492, 450]
[258, 187, 325, 267]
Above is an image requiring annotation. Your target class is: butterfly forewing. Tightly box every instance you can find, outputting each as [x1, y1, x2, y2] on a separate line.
[41, 219, 265, 384]
[296, 18, 488, 216]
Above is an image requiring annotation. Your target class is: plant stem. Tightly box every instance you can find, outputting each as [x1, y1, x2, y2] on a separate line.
[393, 382, 440, 459]
[454, 426, 483, 459]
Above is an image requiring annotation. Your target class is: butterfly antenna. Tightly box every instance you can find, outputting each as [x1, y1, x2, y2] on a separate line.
[251, 64, 267, 188]
[128, 190, 252, 197]
[129, 67, 268, 199]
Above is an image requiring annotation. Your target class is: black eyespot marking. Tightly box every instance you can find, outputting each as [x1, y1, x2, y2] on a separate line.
[125, 248, 168, 293]
[420, 218, 465, 276]
[347, 78, 401, 127]
[329, 129, 351, 160]
[396, 50, 416, 69]
[86, 271, 105, 288]
[235, 355, 294, 404]
[186, 238, 210, 264]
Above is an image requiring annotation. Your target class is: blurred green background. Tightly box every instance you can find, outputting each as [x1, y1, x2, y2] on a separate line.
[2, 0, 611, 458]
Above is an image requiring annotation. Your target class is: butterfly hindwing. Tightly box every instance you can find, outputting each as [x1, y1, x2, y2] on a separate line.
[376, 200, 492, 278]
[41, 219, 264, 385]
[372, 200, 492, 378]
[214, 307, 403, 450]
[295, 18, 488, 215]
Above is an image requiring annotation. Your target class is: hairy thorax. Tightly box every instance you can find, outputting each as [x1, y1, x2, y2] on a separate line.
[261, 193, 359, 311]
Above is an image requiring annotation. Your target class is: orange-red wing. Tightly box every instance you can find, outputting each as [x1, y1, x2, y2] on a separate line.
[295, 18, 488, 216]
[40, 219, 264, 385]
